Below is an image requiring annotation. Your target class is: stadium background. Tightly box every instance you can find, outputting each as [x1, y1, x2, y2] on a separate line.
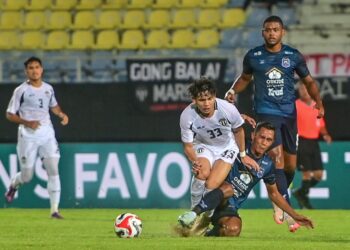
[0, 0, 349, 209]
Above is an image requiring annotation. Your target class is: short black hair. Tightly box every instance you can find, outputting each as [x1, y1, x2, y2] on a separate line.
[263, 15, 284, 29]
[188, 77, 217, 99]
[254, 121, 276, 135]
[24, 57, 42, 68]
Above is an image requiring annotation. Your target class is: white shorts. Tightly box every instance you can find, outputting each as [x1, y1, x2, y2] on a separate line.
[17, 136, 60, 169]
[194, 144, 238, 167]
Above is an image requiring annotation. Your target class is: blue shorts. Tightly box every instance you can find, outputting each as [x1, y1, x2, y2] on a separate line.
[256, 114, 297, 154]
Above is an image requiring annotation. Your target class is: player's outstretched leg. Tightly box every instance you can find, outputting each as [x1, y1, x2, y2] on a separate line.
[189, 212, 211, 236]
[284, 212, 300, 232]
[178, 211, 197, 228]
[272, 202, 284, 224]
[4, 186, 17, 203]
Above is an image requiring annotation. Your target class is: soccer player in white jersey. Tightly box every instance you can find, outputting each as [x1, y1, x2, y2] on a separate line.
[179, 77, 259, 233]
[4, 57, 69, 219]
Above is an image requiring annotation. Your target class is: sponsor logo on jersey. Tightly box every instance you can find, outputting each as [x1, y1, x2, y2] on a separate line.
[281, 57, 290, 68]
[259, 59, 265, 64]
[284, 51, 293, 55]
[253, 51, 262, 56]
[265, 67, 284, 97]
[266, 67, 283, 81]
[233, 176, 249, 191]
[240, 173, 252, 184]
[219, 118, 230, 126]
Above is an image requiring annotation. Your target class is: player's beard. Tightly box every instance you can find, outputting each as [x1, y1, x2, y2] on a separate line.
[265, 37, 281, 48]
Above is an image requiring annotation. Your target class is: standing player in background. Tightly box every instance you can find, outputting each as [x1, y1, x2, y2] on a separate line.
[293, 83, 332, 209]
[225, 16, 324, 230]
[180, 77, 259, 234]
[178, 121, 314, 236]
[4, 57, 69, 219]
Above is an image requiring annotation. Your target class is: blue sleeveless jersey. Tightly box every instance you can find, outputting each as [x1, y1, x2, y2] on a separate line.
[243, 44, 310, 117]
[225, 146, 275, 209]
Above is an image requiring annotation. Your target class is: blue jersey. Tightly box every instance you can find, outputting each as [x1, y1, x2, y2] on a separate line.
[225, 146, 275, 210]
[243, 44, 310, 117]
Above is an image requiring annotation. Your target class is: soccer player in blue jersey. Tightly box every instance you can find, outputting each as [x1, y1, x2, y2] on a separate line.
[225, 15, 323, 229]
[178, 121, 314, 236]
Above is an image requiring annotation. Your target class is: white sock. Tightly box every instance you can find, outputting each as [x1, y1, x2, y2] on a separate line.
[11, 172, 23, 189]
[48, 175, 61, 214]
[190, 177, 205, 209]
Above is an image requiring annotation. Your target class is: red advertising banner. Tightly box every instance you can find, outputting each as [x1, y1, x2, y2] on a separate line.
[305, 53, 350, 77]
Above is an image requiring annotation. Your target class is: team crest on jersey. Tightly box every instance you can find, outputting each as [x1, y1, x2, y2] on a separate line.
[281, 57, 290, 68]
[45, 90, 50, 96]
[219, 118, 230, 126]
[256, 169, 264, 178]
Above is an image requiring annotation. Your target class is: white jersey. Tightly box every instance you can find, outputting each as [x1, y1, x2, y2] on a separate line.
[7, 81, 58, 138]
[180, 98, 244, 154]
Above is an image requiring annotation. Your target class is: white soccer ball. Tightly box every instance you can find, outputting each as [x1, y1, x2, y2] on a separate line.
[114, 213, 142, 238]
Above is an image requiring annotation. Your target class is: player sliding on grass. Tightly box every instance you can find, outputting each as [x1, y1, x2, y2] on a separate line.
[178, 121, 314, 236]
[224, 15, 323, 230]
[179, 77, 259, 234]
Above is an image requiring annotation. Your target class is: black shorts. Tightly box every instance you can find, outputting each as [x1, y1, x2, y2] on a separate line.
[211, 200, 241, 227]
[256, 114, 297, 154]
[297, 137, 323, 171]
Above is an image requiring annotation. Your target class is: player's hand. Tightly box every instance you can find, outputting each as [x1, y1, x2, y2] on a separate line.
[59, 113, 69, 126]
[224, 90, 236, 103]
[293, 214, 314, 229]
[24, 120, 40, 130]
[241, 114, 256, 128]
[314, 102, 325, 119]
[323, 134, 332, 144]
[241, 155, 260, 171]
[192, 160, 201, 175]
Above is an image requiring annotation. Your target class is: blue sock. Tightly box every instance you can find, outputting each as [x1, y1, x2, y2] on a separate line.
[193, 188, 224, 215]
[275, 169, 290, 204]
[310, 178, 319, 187]
[285, 170, 295, 187]
[205, 225, 220, 237]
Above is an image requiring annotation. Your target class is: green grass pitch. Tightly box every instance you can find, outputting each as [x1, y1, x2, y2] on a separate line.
[1, 209, 349, 250]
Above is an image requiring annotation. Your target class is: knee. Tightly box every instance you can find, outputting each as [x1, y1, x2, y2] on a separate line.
[21, 171, 33, 183]
[313, 172, 323, 181]
[196, 170, 210, 181]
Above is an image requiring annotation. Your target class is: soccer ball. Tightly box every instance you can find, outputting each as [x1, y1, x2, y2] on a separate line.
[114, 213, 142, 238]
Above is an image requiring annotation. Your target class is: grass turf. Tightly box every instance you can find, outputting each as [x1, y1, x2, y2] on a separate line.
[0, 209, 349, 250]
